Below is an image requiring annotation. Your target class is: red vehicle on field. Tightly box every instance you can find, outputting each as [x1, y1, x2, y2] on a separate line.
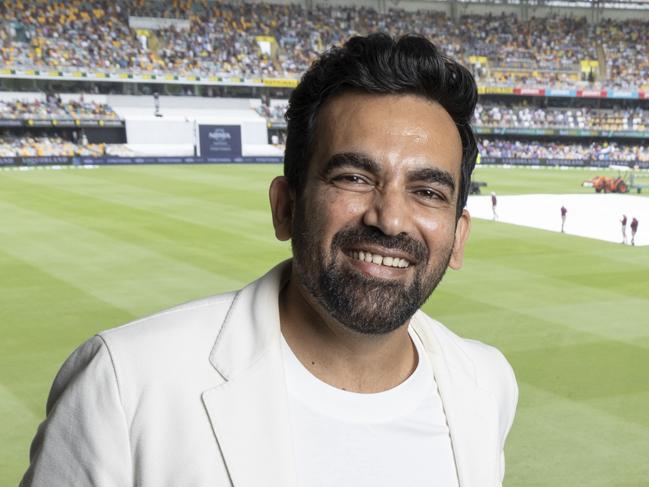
[582, 175, 629, 193]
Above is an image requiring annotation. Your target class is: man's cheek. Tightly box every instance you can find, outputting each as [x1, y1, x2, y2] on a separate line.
[321, 189, 369, 217]
[414, 212, 446, 234]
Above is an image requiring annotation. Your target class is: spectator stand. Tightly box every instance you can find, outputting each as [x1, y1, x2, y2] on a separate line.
[1, 1, 649, 92]
[1, 1, 648, 167]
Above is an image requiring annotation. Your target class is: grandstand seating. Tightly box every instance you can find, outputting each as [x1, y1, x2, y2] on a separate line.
[0, 1, 648, 164]
[257, 100, 649, 133]
[1, 0, 648, 88]
[473, 104, 649, 132]
[479, 139, 649, 162]
[0, 97, 119, 121]
[2, 93, 646, 161]
[4, 95, 646, 135]
[0, 134, 104, 157]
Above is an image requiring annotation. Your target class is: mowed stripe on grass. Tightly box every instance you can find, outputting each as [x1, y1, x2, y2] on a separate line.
[0, 165, 291, 485]
[2, 165, 648, 486]
[427, 218, 649, 485]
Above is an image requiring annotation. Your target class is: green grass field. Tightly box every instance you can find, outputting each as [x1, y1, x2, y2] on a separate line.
[1, 164, 648, 486]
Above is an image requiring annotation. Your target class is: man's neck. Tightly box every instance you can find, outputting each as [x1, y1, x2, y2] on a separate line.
[278, 275, 418, 394]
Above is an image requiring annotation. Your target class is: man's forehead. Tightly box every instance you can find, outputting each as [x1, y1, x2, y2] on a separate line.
[311, 92, 463, 178]
[319, 91, 451, 121]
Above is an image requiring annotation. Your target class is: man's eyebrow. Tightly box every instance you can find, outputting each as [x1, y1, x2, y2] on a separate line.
[322, 153, 456, 193]
[407, 167, 456, 193]
[322, 152, 380, 176]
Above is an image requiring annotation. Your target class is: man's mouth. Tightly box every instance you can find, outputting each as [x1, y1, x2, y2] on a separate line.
[348, 250, 411, 268]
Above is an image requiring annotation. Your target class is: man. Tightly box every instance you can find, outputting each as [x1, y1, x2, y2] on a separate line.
[561, 205, 567, 233]
[153, 91, 162, 117]
[631, 217, 638, 246]
[21, 34, 517, 487]
[621, 214, 627, 244]
[491, 191, 498, 220]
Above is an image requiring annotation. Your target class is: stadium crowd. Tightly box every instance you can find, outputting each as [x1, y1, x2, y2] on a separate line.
[1, 0, 648, 88]
[257, 100, 649, 133]
[0, 133, 104, 157]
[2, 1, 648, 163]
[0, 92, 645, 162]
[597, 19, 649, 90]
[5, 136, 646, 162]
[474, 104, 649, 132]
[255, 102, 286, 122]
[8, 96, 647, 135]
[0, 96, 119, 120]
[479, 139, 649, 162]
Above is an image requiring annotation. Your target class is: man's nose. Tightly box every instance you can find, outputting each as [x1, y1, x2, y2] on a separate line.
[362, 187, 410, 236]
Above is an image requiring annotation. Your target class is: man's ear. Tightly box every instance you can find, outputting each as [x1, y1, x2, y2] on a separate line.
[448, 209, 471, 270]
[269, 176, 294, 241]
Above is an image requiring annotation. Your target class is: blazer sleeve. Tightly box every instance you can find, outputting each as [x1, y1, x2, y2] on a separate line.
[496, 350, 518, 484]
[465, 338, 518, 484]
[20, 335, 132, 487]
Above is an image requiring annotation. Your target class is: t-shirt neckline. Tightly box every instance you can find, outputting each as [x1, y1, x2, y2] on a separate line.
[280, 327, 434, 423]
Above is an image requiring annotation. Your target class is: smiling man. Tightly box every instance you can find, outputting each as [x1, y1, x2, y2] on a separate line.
[22, 35, 517, 487]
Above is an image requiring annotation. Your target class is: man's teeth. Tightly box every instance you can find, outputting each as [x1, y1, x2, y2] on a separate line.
[352, 251, 410, 268]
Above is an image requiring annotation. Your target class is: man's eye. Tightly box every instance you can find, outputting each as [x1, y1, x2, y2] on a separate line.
[414, 188, 445, 201]
[334, 174, 367, 184]
[330, 174, 374, 192]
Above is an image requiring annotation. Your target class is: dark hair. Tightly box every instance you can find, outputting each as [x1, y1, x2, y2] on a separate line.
[284, 33, 478, 219]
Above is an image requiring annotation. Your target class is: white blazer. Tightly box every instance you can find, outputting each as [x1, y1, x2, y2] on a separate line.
[22, 261, 517, 487]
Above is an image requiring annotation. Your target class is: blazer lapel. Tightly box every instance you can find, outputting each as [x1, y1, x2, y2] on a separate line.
[412, 315, 501, 487]
[200, 263, 501, 487]
[202, 262, 297, 487]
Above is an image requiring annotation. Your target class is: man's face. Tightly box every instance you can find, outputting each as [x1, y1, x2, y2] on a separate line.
[277, 92, 470, 335]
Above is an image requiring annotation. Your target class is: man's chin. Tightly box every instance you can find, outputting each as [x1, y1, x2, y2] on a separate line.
[330, 303, 415, 336]
[317, 274, 421, 335]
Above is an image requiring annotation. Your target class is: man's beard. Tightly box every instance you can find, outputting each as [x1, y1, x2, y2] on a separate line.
[291, 205, 452, 335]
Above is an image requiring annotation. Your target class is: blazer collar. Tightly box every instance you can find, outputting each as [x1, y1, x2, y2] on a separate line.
[202, 261, 296, 487]
[208, 260, 289, 379]
[411, 314, 501, 487]
[203, 261, 500, 487]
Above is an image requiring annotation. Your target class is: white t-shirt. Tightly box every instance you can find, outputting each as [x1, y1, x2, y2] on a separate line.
[281, 329, 459, 487]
